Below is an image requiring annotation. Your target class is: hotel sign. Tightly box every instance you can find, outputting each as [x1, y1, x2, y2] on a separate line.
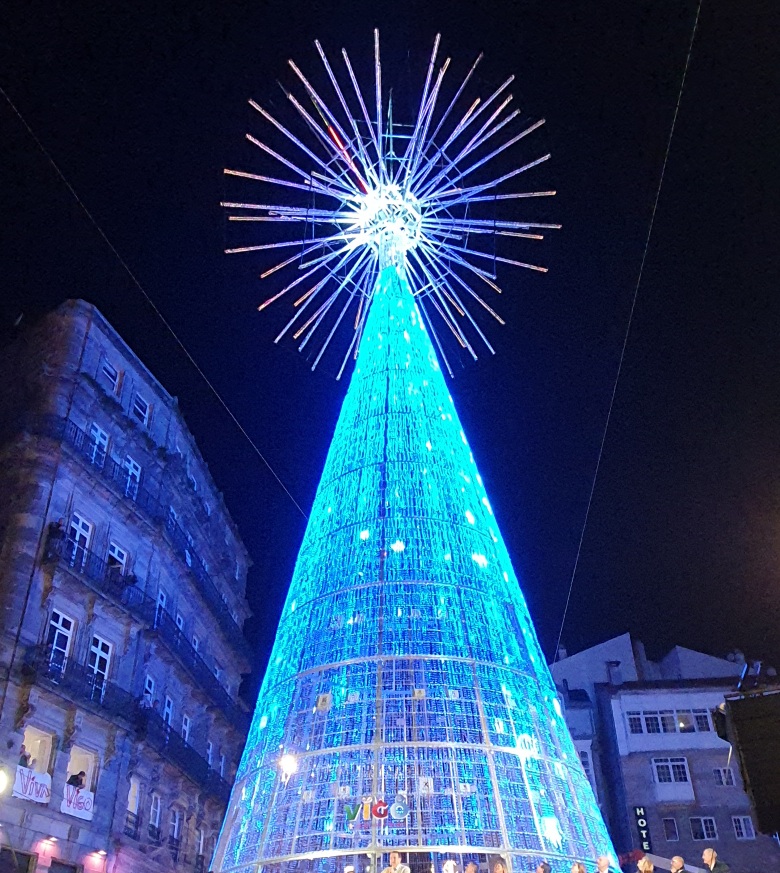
[13, 766, 52, 803]
[632, 806, 652, 853]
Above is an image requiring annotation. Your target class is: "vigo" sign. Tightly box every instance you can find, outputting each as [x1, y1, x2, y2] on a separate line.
[345, 795, 410, 823]
[61, 785, 95, 821]
[12, 766, 51, 804]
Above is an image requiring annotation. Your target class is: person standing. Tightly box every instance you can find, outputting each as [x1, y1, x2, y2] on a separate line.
[382, 852, 410, 873]
[701, 849, 729, 873]
[670, 856, 687, 873]
[536, 863, 551, 873]
[636, 858, 653, 873]
[596, 856, 610, 873]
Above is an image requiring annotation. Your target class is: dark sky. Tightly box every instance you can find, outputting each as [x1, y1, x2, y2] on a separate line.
[2, 0, 778, 694]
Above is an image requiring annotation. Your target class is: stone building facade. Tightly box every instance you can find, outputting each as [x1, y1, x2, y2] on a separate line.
[551, 634, 780, 872]
[0, 300, 251, 873]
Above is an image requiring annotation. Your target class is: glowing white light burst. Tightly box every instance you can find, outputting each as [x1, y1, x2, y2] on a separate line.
[223, 30, 559, 375]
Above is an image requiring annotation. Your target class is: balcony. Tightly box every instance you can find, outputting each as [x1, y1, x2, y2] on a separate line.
[45, 533, 156, 625]
[50, 415, 248, 650]
[44, 534, 247, 729]
[152, 610, 248, 730]
[141, 710, 231, 804]
[194, 856, 206, 873]
[26, 644, 138, 721]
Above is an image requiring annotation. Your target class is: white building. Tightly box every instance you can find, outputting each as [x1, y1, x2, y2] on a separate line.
[551, 634, 780, 872]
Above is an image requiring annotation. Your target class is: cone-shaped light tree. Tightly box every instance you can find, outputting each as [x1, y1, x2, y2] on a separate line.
[215, 32, 615, 873]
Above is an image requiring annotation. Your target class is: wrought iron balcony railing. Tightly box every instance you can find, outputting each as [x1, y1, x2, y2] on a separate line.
[51, 415, 247, 648]
[44, 535, 247, 729]
[124, 811, 140, 840]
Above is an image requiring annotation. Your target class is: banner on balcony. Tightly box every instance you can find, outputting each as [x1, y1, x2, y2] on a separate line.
[13, 766, 52, 803]
[61, 784, 95, 820]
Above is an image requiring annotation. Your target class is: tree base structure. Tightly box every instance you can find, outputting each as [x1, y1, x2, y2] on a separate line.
[213, 266, 615, 873]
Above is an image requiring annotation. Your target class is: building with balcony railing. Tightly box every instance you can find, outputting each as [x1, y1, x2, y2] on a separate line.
[0, 300, 252, 873]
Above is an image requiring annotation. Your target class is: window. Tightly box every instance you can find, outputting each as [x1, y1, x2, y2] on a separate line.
[107, 542, 128, 577]
[663, 818, 679, 841]
[46, 610, 74, 672]
[660, 711, 676, 733]
[690, 817, 718, 841]
[192, 634, 199, 652]
[124, 456, 141, 499]
[206, 741, 213, 767]
[68, 513, 93, 569]
[21, 725, 53, 773]
[644, 713, 661, 734]
[88, 423, 109, 468]
[144, 674, 155, 699]
[66, 746, 97, 791]
[101, 360, 121, 395]
[676, 710, 695, 733]
[204, 502, 211, 517]
[652, 757, 690, 784]
[156, 590, 167, 625]
[694, 709, 711, 731]
[132, 394, 150, 426]
[219, 754, 226, 778]
[181, 714, 191, 743]
[149, 793, 161, 840]
[87, 635, 112, 698]
[170, 808, 181, 839]
[732, 816, 755, 840]
[127, 776, 140, 814]
[578, 749, 593, 783]
[714, 767, 735, 786]
[214, 661, 222, 681]
[175, 613, 185, 632]
[163, 696, 173, 726]
[627, 711, 643, 734]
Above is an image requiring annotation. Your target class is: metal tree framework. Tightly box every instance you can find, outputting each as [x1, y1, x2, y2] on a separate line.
[214, 32, 615, 873]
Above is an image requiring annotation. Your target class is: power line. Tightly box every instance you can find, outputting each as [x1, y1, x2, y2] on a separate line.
[553, 0, 703, 661]
[0, 83, 308, 520]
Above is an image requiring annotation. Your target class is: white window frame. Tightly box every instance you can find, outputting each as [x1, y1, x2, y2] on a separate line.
[732, 815, 755, 840]
[714, 767, 735, 786]
[652, 756, 690, 784]
[170, 808, 181, 840]
[88, 422, 109, 467]
[175, 613, 185, 632]
[69, 513, 93, 568]
[690, 816, 718, 841]
[101, 360, 121, 395]
[662, 818, 679, 841]
[132, 393, 150, 426]
[181, 714, 191, 743]
[87, 634, 112, 694]
[163, 696, 173, 726]
[124, 455, 141, 499]
[47, 609, 75, 670]
[150, 793, 161, 827]
[107, 541, 128, 576]
[626, 711, 643, 734]
[192, 634, 199, 652]
[219, 754, 225, 778]
[144, 674, 156, 700]
[205, 741, 213, 767]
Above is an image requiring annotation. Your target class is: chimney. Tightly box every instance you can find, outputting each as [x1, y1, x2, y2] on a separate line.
[606, 660, 623, 685]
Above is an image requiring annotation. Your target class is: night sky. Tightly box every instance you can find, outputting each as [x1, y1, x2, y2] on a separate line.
[2, 0, 778, 698]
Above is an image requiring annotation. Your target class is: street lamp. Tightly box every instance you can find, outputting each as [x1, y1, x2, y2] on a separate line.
[0, 768, 9, 795]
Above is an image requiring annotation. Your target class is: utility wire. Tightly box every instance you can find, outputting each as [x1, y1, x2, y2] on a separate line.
[553, 0, 703, 661]
[0, 84, 308, 519]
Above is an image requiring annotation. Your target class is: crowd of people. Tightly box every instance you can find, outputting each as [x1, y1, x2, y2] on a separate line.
[379, 850, 731, 873]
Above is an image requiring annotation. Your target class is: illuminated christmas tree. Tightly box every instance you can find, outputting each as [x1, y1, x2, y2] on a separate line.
[214, 32, 615, 873]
